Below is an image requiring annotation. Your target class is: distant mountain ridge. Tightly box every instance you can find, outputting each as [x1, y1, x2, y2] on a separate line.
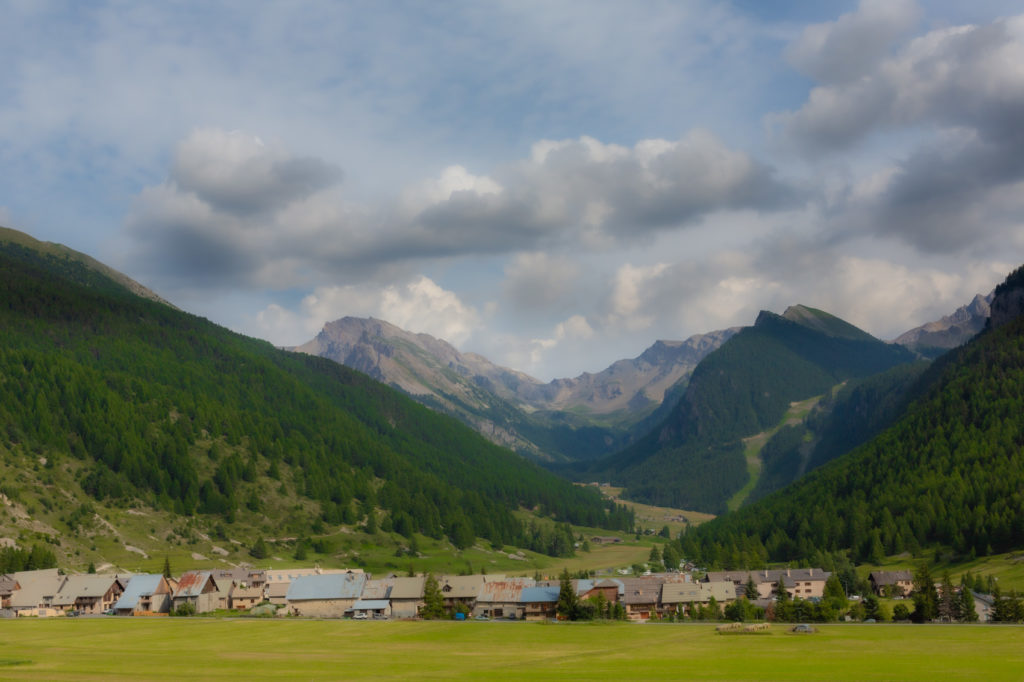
[893, 292, 992, 355]
[294, 316, 737, 461]
[583, 303, 916, 513]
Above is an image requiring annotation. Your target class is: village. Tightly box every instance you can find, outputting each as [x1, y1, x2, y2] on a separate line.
[3, 563, 950, 622]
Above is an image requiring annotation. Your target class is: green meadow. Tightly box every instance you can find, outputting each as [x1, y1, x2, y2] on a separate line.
[2, 619, 1022, 681]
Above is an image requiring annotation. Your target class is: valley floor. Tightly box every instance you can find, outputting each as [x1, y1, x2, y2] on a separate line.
[2, 619, 1023, 680]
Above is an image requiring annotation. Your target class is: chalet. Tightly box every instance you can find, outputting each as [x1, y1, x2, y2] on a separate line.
[473, 579, 533, 620]
[660, 581, 735, 618]
[388, 576, 425, 619]
[578, 578, 623, 605]
[869, 570, 914, 597]
[0, 573, 18, 608]
[437, 575, 490, 613]
[265, 567, 357, 606]
[229, 585, 264, 611]
[520, 585, 560, 620]
[621, 578, 666, 621]
[172, 571, 221, 614]
[114, 574, 173, 615]
[286, 572, 367, 618]
[53, 574, 126, 614]
[704, 568, 830, 600]
[9, 569, 64, 617]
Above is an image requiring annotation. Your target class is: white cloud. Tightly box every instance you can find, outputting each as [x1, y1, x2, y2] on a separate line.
[254, 275, 481, 348]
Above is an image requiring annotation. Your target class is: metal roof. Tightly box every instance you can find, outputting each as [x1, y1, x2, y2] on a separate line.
[520, 586, 560, 603]
[114, 574, 167, 611]
[174, 571, 217, 598]
[286, 572, 367, 601]
[352, 599, 390, 610]
[476, 579, 533, 603]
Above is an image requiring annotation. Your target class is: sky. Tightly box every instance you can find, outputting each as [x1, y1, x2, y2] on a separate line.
[2, 0, 1023, 381]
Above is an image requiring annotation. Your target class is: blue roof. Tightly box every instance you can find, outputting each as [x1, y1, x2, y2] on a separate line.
[114, 574, 165, 610]
[520, 586, 560, 603]
[287, 573, 367, 601]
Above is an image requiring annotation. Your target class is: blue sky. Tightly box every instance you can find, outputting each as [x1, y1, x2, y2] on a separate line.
[2, 0, 1023, 380]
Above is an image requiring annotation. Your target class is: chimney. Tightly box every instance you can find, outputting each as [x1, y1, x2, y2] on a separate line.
[809, 568, 813, 576]
[786, 568, 791, 577]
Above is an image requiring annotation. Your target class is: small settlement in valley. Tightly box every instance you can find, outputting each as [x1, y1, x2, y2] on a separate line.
[1, 565, 841, 621]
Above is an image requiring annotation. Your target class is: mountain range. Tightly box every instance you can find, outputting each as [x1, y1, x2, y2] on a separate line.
[294, 316, 737, 461]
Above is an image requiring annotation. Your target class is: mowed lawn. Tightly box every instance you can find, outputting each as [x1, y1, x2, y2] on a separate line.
[2, 619, 1023, 681]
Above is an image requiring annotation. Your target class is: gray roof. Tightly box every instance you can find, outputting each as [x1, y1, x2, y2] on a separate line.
[352, 599, 390, 610]
[114, 574, 168, 611]
[661, 581, 735, 604]
[438, 575, 488, 599]
[520, 586, 560, 603]
[287, 572, 367, 601]
[9, 570, 64, 609]
[53, 575, 124, 606]
[389, 577, 425, 600]
[869, 570, 913, 585]
[704, 568, 830, 586]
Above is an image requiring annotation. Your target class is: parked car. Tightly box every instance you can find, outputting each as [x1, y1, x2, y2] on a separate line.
[352, 612, 368, 620]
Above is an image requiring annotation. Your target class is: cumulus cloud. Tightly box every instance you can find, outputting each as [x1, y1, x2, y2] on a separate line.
[419, 131, 796, 249]
[777, 13, 1024, 254]
[125, 127, 796, 291]
[255, 275, 482, 347]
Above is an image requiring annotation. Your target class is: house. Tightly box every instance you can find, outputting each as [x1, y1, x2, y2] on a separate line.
[9, 569, 64, 617]
[172, 571, 221, 614]
[578, 578, 623, 605]
[388, 576, 425, 619]
[437, 575, 490, 613]
[621, 578, 666, 621]
[473, 579, 533, 620]
[264, 567, 357, 606]
[286, 572, 367, 618]
[114, 574, 173, 615]
[0, 574, 19, 608]
[704, 568, 831, 600]
[230, 585, 264, 611]
[520, 585, 560, 620]
[869, 570, 914, 597]
[660, 581, 735, 618]
[52, 575, 126, 614]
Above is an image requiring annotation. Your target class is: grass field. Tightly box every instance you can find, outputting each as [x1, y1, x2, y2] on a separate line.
[1, 619, 1022, 680]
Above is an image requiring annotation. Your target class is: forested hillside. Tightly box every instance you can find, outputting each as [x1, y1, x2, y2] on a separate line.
[0, 235, 632, 558]
[580, 306, 915, 513]
[680, 265, 1024, 568]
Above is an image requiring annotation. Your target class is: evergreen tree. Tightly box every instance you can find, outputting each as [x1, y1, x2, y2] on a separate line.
[938, 571, 957, 622]
[744, 575, 760, 600]
[162, 556, 172, 579]
[556, 569, 579, 620]
[911, 564, 938, 623]
[421, 574, 445, 620]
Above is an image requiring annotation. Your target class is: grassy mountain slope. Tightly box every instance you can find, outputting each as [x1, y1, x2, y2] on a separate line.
[580, 306, 916, 514]
[0, 231, 633, 567]
[681, 265, 1024, 567]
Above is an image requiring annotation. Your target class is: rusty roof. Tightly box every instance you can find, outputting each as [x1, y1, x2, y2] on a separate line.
[174, 571, 218, 598]
[476, 579, 533, 603]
